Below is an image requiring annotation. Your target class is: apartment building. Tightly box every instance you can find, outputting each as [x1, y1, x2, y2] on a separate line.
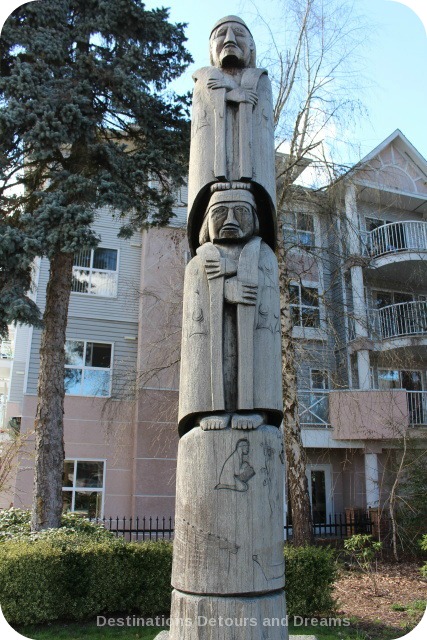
[2, 129, 426, 531]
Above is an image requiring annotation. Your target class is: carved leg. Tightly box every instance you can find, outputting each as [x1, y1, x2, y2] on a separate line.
[231, 412, 266, 430]
[199, 413, 231, 431]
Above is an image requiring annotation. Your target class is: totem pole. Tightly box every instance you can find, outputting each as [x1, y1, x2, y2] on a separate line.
[167, 16, 288, 639]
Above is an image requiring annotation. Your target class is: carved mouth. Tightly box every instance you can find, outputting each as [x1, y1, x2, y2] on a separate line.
[221, 224, 240, 233]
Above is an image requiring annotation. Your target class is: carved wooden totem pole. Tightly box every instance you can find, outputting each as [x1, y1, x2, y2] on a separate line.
[168, 16, 287, 639]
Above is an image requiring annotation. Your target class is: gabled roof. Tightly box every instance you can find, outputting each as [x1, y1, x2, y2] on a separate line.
[356, 129, 427, 176]
[344, 130, 427, 214]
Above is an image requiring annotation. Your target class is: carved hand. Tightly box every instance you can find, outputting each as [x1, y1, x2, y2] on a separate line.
[204, 257, 237, 279]
[224, 277, 257, 305]
[207, 76, 234, 91]
[225, 88, 258, 105]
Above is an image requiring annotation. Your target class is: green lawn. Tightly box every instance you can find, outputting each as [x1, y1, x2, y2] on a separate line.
[12, 621, 165, 640]
[11, 617, 420, 640]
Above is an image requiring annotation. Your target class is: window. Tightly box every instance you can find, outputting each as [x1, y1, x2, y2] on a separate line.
[307, 369, 329, 425]
[284, 212, 315, 248]
[72, 248, 118, 297]
[365, 217, 392, 233]
[289, 283, 320, 327]
[310, 369, 329, 390]
[64, 340, 112, 396]
[62, 460, 105, 518]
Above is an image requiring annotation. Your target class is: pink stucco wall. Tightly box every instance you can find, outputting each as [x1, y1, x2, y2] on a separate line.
[329, 390, 409, 440]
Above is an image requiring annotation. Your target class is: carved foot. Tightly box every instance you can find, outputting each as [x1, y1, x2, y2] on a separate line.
[199, 414, 231, 431]
[231, 412, 266, 430]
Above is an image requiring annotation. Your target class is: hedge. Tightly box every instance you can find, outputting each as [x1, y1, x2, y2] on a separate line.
[0, 537, 337, 625]
[284, 544, 337, 616]
[0, 537, 173, 625]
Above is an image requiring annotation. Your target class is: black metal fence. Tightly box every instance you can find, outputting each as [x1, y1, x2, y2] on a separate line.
[90, 511, 375, 542]
[89, 516, 174, 542]
[285, 511, 374, 540]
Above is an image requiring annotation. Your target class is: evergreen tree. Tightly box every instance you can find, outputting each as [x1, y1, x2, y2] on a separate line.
[0, 0, 191, 529]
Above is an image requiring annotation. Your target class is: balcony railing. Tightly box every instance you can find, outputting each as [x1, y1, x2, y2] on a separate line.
[407, 391, 427, 426]
[298, 391, 329, 427]
[370, 301, 427, 340]
[362, 220, 427, 259]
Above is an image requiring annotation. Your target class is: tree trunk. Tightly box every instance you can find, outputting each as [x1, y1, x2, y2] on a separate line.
[277, 216, 314, 546]
[31, 251, 74, 531]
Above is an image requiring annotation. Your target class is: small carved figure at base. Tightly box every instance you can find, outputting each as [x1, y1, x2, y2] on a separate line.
[199, 413, 231, 430]
[231, 411, 266, 430]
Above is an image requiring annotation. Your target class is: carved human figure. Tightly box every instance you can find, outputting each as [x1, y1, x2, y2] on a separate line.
[187, 15, 276, 256]
[215, 438, 255, 492]
[178, 184, 282, 436]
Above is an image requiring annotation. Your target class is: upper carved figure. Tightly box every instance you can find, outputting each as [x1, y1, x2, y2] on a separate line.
[187, 16, 277, 255]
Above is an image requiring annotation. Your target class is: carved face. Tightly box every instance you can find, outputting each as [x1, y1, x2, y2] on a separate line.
[208, 202, 254, 242]
[210, 22, 254, 68]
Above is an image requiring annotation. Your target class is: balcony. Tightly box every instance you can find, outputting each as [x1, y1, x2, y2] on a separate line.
[330, 389, 426, 440]
[298, 391, 330, 428]
[300, 388, 427, 438]
[361, 221, 427, 284]
[407, 391, 427, 426]
[368, 301, 427, 353]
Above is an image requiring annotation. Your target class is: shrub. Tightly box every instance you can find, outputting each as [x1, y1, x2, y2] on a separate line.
[343, 534, 382, 594]
[0, 508, 114, 543]
[0, 508, 31, 539]
[0, 537, 173, 625]
[284, 545, 337, 617]
[0, 527, 339, 625]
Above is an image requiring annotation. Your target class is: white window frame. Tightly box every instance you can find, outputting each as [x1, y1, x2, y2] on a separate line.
[376, 367, 424, 391]
[62, 458, 106, 518]
[289, 281, 321, 328]
[365, 216, 392, 232]
[72, 247, 120, 298]
[284, 211, 315, 249]
[310, 369, 330, 390]
[64, 340, 114, 397]
[371, 287, 416, 306]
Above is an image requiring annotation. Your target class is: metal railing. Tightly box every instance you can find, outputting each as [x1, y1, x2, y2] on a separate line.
[362, 220, 427, 258]
[407, 391, 427, 426]
[370, 301, 427, 340]
[298, 391, 330, 427]
[284, 511, 374, 539]
[89, 512, 376, 542]
[88, 515, 174, 541]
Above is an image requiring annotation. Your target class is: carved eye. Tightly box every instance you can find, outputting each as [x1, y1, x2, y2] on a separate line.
[212, 206, 227, 218]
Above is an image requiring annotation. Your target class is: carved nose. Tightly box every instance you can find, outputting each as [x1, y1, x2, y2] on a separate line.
[224, 26, 237, 45]
[225, 207, 238, 224]
[222, 207, 240, 229]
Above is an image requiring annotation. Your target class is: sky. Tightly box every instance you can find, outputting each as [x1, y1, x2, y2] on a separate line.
[139, 0, 427, 167]
[1, 0, 426, 168]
